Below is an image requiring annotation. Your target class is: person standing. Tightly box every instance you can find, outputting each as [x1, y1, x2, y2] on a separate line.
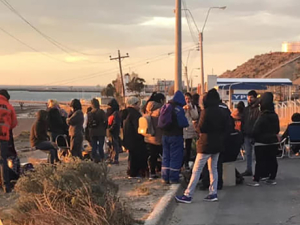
[67, 99, 84, 158]
[144, 92, 165, 180]
[123, 97, 148, 178]
[183, 93, 198, 170]
[0, 90, 18, 193]
[47, 99, 66, 142]
[241, 90, 260, 176]
[175, 89, 229, 203]
[231, 101, 245, 132]
[248, 92, 280, 186]
[159, 91, 189, 184]
[107, 99, 121, 164]
[87, 98, 107, 162]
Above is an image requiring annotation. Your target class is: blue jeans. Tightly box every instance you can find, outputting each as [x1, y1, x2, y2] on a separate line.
[91, 136, 105, 161]
[162, 136, 184, 183]
[35, 141, 59, 164]
[112, 135, 120, 162]
[0, 141, 10, 192]
[184, 153, 220, 197]
[244, 136, 254, 172]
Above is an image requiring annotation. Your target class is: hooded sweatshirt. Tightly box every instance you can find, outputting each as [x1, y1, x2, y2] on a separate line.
[162, 91, 189, 137]
[197, 89, 229, 154]
[88, 99, 107, 137]
[252, 92, 280, 144]
[107, 98, 121, 136]
[144, 101, 163, 145]
[30, 110, 49, 147]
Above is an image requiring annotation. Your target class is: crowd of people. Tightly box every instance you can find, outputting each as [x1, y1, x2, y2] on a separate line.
[0, 87, 290, 202]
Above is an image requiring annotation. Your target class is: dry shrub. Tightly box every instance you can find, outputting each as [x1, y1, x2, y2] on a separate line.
[6, 159, 134, 225]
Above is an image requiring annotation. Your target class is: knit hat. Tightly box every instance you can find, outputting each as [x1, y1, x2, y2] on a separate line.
[0, 89, 10, 100]
[126, 96, 140, 106]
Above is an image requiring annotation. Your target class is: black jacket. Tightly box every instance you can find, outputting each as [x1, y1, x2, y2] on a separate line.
[252, 92, 280, 144]
[197, 89, 230, 154]
[30, 110, 49, 147]
[108, 99, 121, 136]
[242, 101, 260, 137]
[88, 108, 107, 137]
[123, 107, 145, 150]
[47, 107, 65, 134]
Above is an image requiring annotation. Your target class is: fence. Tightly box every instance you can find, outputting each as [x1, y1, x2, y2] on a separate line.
[275, 100, 300, 128]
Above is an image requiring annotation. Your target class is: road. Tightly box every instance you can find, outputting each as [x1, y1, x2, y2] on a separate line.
[168, 159, 300, 225]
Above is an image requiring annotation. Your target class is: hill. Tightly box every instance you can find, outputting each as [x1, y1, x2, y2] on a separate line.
[220, 52, 300, 80]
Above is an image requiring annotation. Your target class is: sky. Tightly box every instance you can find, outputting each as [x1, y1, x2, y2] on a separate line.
[0, 0, 300, 87]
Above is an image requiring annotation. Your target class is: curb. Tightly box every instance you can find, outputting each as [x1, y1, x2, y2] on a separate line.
[144, 183, 182, 225]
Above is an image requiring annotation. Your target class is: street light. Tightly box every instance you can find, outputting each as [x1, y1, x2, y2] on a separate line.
[200, 6, 226, 94]
[190, 68, 200, 92]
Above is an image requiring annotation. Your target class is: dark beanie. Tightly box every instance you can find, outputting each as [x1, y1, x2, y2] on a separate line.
[0, 89, 10, 100]
[247, 90, 258, 98]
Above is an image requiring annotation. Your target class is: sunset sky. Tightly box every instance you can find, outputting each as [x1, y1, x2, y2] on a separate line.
[0, 0, 299, 86]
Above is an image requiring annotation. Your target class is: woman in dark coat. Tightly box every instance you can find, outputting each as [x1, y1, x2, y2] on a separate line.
[47, 100, 66, 142]
[248, 92, 280, 187]
[123, 97, 148, 178]
[66, 99, 84, 159]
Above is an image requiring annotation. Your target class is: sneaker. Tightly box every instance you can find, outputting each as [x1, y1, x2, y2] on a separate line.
[265, 179, 277, 185]
[203, 194, 218, 202]
[247, 181, 260, 187]
[175, 195, 192, 204]
[260, 177, 269, 181]
[241, 170, 253, 176]
[149, 174, 159, 181]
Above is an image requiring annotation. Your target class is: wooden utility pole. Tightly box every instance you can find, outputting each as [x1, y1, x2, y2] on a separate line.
[175, 0, 182, 92]
[110, 50, 129, 97]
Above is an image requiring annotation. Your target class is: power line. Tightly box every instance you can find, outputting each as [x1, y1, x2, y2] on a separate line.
[182, 0, 198, 44]
[0, 0, 107, 62]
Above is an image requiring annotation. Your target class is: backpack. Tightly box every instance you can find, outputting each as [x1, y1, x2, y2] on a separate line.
[157, 103, 174, 130]
[138, 114, 155, 137]
[88, 112, 99, 128]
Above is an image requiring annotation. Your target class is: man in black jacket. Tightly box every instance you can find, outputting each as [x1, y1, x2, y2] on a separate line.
[241, 90, 260, 176]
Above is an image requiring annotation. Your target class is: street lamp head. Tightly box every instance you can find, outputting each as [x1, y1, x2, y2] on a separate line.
[219, 6, 227, 10]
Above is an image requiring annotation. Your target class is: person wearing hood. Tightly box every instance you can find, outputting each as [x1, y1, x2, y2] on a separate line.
[107, 98, 121, 164]
[67, 99, 84, 158]
[248, 92, 279, 187]
[144, 92, 166, 180]
[30, 110, 59, 164]
[123, 97, 148, 178]
[176, 89, 229, 203]
[241, 90, 260, 176]
[159, 91, 189, 184]
[0, 89, 17, 193]
[183, 92, 199, 170]
[87, 98, 107, 162]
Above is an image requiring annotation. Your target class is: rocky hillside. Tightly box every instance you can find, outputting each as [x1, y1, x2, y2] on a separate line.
[220, 52, 300, 79]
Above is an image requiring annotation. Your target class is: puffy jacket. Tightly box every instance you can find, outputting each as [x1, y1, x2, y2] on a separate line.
[30, 110, 49, 147]
[88, 108, 107, 137]
[252, 92, 280, 144]
[197, 89, 230, 154]
[183, 104, 198, 139]
[144, 101, 163, 145]
[242, 100, 260, 137]
[0, 95, 18, 141]
[107, 99, 121, 136]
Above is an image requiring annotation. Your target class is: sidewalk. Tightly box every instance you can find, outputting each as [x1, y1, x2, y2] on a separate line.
[168, 159, 300, 225]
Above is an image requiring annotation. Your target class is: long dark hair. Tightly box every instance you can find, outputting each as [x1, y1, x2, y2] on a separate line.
[237, 101, 245, 114]
[143, 92, 165, 113]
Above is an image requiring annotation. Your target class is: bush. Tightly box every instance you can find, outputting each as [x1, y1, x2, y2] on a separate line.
[5, 159, 134, 225]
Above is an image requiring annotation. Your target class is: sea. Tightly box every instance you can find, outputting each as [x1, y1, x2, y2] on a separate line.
[9, 90, 101, 102]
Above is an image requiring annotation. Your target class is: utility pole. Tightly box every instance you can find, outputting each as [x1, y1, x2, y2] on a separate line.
[175, 0, 182, 92]
[184, 66, 190, 92]
[110, 50, 129, 98]
[199, 32, 205, 95]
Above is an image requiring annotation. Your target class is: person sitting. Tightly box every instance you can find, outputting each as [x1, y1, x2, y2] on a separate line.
[281, 113, 300, 156]
[30, 110, 59, 164]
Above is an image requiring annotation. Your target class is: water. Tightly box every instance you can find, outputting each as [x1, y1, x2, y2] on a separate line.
[9, 91, 101, 102]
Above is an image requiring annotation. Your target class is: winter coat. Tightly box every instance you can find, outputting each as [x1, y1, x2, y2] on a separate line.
[197, 89, 230, 154]
[0, 95, 17, 141]
[66, 110, 84, 137]
[123, 107, 145, 150]
[30, 110, 49, 147]
[144, 101, 163, 145]
[47, 107, 65, 134]
[88, 108, 107, 137]
[252, 92, 280, 144]
[242, 100, 260, 137]
[162, 91, 189, 137]
[282, 123, 300, 141]
[231, 108, 243, 131]
[183, 104, 198, 139]
[108, 99, 121, 137]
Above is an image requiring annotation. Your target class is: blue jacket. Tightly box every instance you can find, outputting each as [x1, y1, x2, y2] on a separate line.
[163, 91, 189, 136]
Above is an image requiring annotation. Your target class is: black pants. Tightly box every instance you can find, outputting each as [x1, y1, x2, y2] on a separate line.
[147, 144, 162, 175]
[35, 141, 59, 164]
[0, 141, 10, 192]
[254, 145, 278, 182]
[127, 144, 148, 177]
[70, 135, 83, 159]
[184, 139, 192, 167]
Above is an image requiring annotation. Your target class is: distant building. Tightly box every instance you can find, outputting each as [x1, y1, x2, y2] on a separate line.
[282, 42, 300, 53]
